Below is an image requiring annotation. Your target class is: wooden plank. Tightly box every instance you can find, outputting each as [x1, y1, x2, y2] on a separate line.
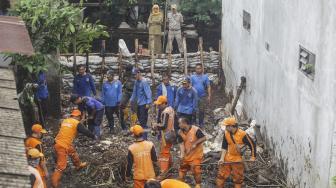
[199, 37, 204, 72]
[0, 88, 20, 110]
[150, 39, 156, 86]
[0, 68, 14, 80]
[72, 40, 77, 76]
[100, 40, 106, 88]
[183, 37, 188, 75]
[168, 53, 172, 76]
[0, 108, 25, 138]
[0, 79, 16, 89]
[135, 38, 139, 67]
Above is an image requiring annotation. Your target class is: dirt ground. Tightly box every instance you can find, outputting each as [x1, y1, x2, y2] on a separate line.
[42, 86, 286, 188]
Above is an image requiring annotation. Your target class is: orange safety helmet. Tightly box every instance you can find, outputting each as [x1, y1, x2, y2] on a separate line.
[130, 125, 144, 136]
[154, 96, 168, 105]
[223, 117, 237, 126]
[71, 109, 82, 117]
[31, 124, 47, 134]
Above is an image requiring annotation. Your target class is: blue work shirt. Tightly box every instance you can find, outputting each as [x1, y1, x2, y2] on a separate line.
[174, 87, 198, 115]
[73, 73, 96, 97]
[130, 78, 152, 106]
[36, 72, 49, 100]
[156, 83, 177, 107]
[191, 74, 210, 98]
[101, 80, 122, 107]
[82, 97, 104, 113]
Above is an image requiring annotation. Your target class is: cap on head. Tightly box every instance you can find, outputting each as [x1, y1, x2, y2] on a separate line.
[223, 117, 237, 126]
[171, 4, 177, 9]
[154, 96, 168, 105]
[71, 109, 82, 117]
[130, 125, 144, 136]
[32, 124, 47, 134]
[27, 148, 44, 158]
[107, 70, 114, 77]
[70, 94, 80, 103]
[182, 76, 191, 84]
[132, 67, 140, 75]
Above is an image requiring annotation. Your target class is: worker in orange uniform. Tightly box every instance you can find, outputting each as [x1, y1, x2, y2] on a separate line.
[177, 117, 206, 188]
[144, 179, 190, 188]
[126, 125, 158, 188]
[51, 109, 96, 188]
[27, 148, 45, 188]
[154, 95, 176, 176]
[216, 117, 256, 188]
[25, 124, 48, 188]
[161, 179, 190, 188]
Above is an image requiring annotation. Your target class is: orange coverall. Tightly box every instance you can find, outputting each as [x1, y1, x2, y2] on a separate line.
[25, 137, 47, 188]
[216, 129, 256, 188]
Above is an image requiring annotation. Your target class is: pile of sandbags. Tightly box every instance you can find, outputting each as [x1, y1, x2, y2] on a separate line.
[60, 52, 221, 91]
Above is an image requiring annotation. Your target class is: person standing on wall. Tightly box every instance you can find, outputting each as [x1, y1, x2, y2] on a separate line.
[148, 4, 164, 54]
[130, 68, 152, 140]
[174, 77, 198, 124]
[34, 71, 49, 127]
[216, 117, 256, 188]
[101, 70, 124, 134]
[73, 65, 96, 97]
[166, 4, 184, 54]
[191, 63, 211, 128]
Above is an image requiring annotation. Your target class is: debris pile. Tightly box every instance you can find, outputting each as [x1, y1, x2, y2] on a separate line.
[59, 52, 220, 91]
[201, 107, 288, 187]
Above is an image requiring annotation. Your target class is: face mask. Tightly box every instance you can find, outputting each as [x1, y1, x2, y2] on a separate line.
[29, 158, 40, 168]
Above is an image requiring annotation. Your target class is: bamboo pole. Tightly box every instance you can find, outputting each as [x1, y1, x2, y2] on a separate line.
[135, 38, 139, 68]
[168, 53, 172, 76]
[183, 37, 188, 75]
[118, 47, 122, 77]
[100, 40, 106, 88]
[72, 40, 77, 76]
[86, 51, 89, 73]
[150, 39, 156, 86]
[199, 37, 204, 72]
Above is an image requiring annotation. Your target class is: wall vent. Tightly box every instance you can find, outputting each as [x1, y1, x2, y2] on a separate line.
[243, 10, 251, 32]
[299, 46, 315, 80]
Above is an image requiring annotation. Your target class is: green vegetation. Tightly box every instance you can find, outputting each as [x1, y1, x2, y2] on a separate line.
[180, 0, 221, 25]
[7, 0, 108, 74]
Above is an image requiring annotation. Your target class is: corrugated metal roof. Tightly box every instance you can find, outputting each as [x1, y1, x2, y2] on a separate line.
[0, 16, 34, 55]
[0, 68, 30, 187]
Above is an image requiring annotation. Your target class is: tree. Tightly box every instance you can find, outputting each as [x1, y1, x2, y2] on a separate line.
[6, 0, 109, 128]
[8, 0, 109, 75]
[180, 0, 221, 26]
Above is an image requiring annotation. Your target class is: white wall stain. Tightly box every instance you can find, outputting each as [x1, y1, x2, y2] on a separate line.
[222, 0, 336, 187]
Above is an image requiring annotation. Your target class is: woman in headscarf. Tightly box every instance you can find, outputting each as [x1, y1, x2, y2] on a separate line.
[148, 4, 163, 54]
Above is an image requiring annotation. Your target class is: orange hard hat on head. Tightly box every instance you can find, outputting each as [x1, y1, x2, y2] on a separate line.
[223, 117, 237, 126]
[71, 109, 82, 117]
[154, 95, 168, 105]
[32, 124, 47, 134]
[27, 148, 44, 158]
[161, 179, 191, 188]
[130, 125, 144, 136]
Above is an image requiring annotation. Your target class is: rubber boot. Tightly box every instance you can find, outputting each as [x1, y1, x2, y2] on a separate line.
[76, 162, 88, 170]
[51, 171, 62, 188]
[234, 184, 242, 188]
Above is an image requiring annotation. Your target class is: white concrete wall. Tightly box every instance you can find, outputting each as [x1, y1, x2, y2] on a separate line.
[221, 0, 336, 187]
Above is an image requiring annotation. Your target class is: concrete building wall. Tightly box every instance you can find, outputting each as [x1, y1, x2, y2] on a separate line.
[221, 0, 336, 187]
